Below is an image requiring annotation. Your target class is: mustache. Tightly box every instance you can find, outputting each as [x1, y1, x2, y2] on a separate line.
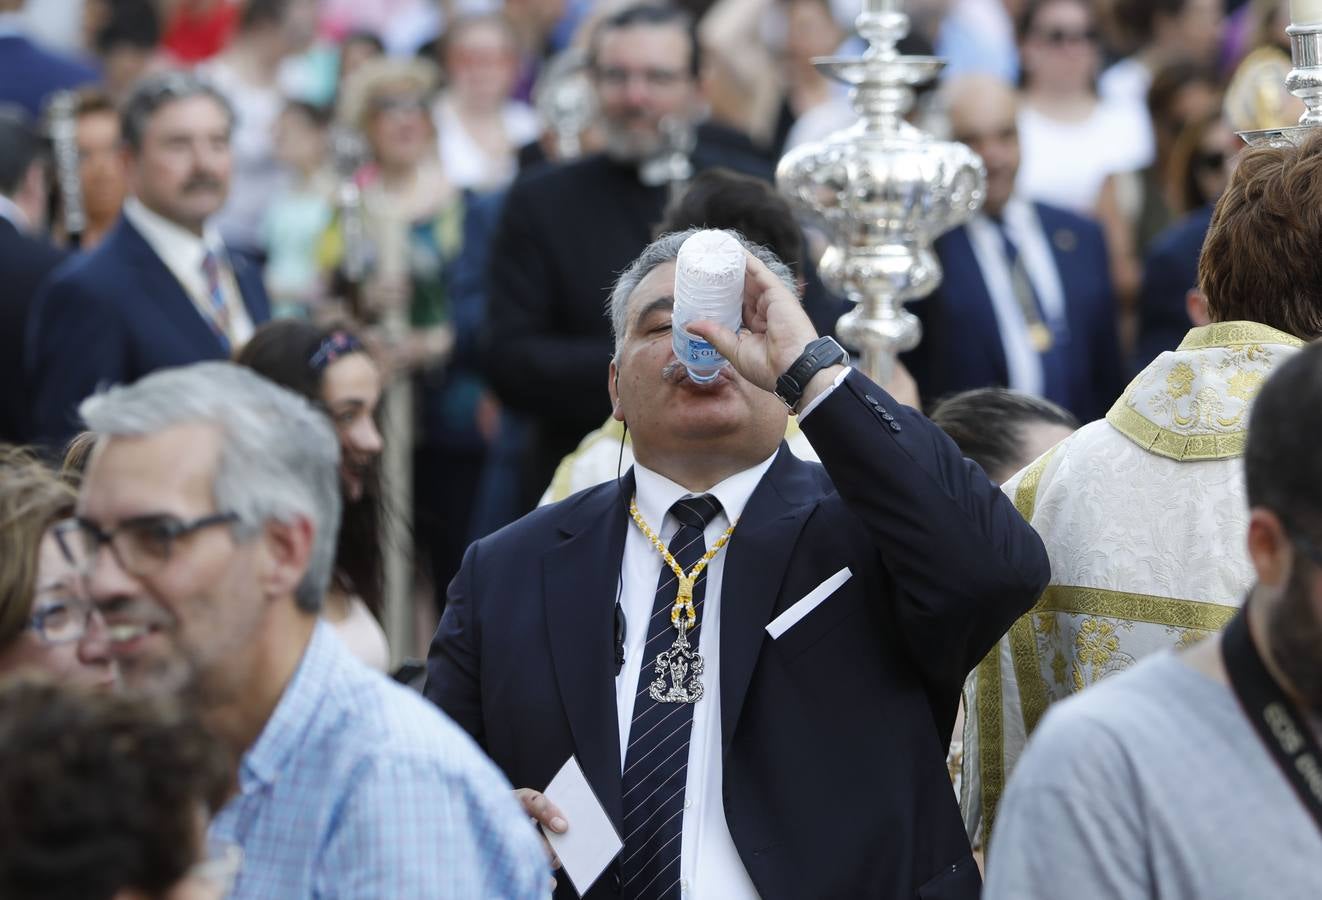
[182, 173, 225, 192]
[661, 360, 733, 387]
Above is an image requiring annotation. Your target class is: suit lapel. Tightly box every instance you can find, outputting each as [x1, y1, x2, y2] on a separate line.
[719, 447, 822, 754]
[947, 227, 1011, 387]
[544, 476, 632, 829]
[112, 218, 229, 355]
[230, 251, 271, 324]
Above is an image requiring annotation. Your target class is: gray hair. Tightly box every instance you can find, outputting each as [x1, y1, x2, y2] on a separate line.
[79, 362, 342, 613]
[607, 227, 797, 357]
[121, 70, 235, 151]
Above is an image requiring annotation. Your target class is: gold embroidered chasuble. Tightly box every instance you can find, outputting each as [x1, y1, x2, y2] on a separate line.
[959, 321, 1303, 848]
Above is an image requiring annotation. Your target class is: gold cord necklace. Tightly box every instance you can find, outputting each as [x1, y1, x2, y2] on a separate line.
[628, 498, 738, 703]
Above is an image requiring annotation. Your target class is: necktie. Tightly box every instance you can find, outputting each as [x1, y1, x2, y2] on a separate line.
[997, 224, 1053, 354]
[620, 494, 722, 900]
[201, 250, 232, 353]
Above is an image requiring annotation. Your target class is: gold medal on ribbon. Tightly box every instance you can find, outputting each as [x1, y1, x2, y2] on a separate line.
[1028, 322, 1054, 353]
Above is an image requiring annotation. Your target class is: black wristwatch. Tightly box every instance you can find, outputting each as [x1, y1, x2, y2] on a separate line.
[775, 337, 849, 412]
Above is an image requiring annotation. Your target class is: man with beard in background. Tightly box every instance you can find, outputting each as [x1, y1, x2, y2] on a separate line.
[27, 71, 270, 450]
[482, 3, 797, 511]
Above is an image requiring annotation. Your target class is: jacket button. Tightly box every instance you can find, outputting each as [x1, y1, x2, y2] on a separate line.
[881, 412, 894, 421]
[889, 422, 902, 433]
[611, 867, 622, 892]
[864, 394, 879, 406]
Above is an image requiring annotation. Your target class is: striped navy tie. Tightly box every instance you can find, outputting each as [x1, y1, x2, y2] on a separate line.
[620, 494, 722, 900]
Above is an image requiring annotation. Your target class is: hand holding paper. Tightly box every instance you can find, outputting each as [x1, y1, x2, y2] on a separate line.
[539, 756, 623, 897]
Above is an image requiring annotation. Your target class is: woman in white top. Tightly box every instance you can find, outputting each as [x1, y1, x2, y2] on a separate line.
[236, 321, 392, 672]
[432, 14, 539, 191]
[1015, 0, 1147, 315]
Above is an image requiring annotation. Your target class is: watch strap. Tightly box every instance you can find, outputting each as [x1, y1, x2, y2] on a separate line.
[775, 337, 849, 410]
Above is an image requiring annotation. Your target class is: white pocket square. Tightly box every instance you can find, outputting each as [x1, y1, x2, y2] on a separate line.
[766, 567, 853, 639]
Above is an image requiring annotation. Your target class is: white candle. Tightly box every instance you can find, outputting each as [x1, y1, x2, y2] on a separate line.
[1292, 0, 1322, 26]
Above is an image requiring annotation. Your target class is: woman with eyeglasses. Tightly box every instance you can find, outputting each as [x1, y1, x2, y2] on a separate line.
[236, 321, 391, 672]
[0, 446, 116, 688]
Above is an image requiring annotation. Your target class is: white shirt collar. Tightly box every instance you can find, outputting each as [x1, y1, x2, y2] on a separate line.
[122, 196, 225, 271]
[632, 449, 780, 536]
[0, 194, 30, 231]
[0, 12, 27, 37]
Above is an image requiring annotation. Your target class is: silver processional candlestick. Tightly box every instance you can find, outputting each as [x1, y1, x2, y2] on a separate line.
[1238, 4, 1322, 146]
[776, 0, 986, 386]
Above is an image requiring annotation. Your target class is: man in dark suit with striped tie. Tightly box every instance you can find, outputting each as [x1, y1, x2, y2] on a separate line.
[26, 71, 269, 450]
[426, 228, 1049, 899]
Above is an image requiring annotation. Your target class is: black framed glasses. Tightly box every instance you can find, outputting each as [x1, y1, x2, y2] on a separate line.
[61, 513, 240, 578]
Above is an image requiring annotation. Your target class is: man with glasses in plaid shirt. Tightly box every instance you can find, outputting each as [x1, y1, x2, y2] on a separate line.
[71, 361, 548, 898]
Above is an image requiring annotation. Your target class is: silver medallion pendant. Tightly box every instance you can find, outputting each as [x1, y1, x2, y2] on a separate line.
[648, 621, 704, 704]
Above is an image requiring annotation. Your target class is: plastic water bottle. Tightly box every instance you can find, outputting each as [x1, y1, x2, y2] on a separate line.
[671, 230, 745, 383]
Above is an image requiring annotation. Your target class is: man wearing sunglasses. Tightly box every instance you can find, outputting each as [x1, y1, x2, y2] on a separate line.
[73, 361, 547, 898]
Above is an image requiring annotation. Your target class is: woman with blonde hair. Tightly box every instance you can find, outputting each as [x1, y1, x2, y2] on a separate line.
[0, 446, 115, 687]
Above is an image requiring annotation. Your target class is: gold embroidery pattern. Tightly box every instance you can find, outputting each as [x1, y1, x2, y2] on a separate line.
[1166, 362, 1195, 399]
[1106, 403, 1246, 461]
[986, 578, 1238, 844]
[977, 444, 1058, 845]
[1176, 321, 1303, 352]
[1107, 322, 1300, 462]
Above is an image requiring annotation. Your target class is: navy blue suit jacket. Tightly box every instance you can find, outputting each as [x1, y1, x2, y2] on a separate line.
[26, 216, 270, 448]
[425, 371, 1050, 900]
[905, 203, 1123, 422]
[0, 34, 99, 119]
[1134, 205, 1213, 373]
[0, 218, 67, 443]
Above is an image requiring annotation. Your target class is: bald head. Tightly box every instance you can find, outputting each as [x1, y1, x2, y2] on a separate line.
[945, 75, 1020, 217]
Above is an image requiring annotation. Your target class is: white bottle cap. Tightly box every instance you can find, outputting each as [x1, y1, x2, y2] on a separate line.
[675, 230, 745, 305]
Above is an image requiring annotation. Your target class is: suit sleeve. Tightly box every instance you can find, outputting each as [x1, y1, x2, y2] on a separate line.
[481, 180, 616, 413]
[26, 272, 129, 451]
[424, 538, 487, 748]
[799, 369, 1050, 695]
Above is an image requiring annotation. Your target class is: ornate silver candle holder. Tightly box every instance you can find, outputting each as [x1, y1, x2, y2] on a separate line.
[777, 0, 985, 384]
[1239, 23, 1322, 145]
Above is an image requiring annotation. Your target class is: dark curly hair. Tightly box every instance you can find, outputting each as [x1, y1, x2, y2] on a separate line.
[0, 677, 233, 900]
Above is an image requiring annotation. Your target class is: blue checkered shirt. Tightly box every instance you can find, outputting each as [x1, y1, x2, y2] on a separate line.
[210, 621, 548, 898]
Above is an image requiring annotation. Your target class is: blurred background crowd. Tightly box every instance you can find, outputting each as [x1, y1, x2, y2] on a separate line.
[0, 0, 1303, 651]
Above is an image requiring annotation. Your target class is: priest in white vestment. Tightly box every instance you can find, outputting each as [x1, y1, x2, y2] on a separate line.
[960, 131, 1322, 849]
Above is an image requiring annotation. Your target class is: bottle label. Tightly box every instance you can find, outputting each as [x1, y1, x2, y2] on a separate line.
[685, 337, 722, 363]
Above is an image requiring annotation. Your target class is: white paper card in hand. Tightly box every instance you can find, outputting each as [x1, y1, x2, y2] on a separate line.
[541, 755, 623, 897]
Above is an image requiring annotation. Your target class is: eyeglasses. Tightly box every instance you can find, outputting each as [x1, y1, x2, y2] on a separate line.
[61, 513, 239, 579]
[593, 66, 689, 90]
[27, 595, 100, 645]
[1034, 27, 1099, 47]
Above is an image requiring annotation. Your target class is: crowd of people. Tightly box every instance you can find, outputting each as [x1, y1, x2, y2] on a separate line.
[0, 0, 1320, 897]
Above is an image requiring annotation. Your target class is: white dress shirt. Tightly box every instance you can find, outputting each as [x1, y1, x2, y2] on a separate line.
[964, 197, 1068, 397]
[617, 452, 778, 900]
[123, 196, 254, 346]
